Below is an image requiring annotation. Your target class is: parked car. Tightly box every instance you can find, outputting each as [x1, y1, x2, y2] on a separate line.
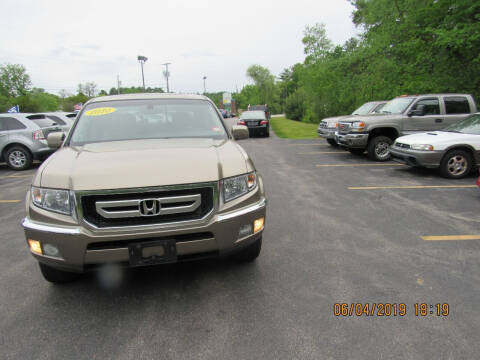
[41, 112, 76, 132]
[0, 113, 63, 170]
[238, 110, 270, 137]
[336, 94, 478, 161]
[22, 94, 267, 283]
[390, 113, 480, 178]
[476, 169, 480, 187]
[318, 101, 387, 146]
[219, 109, 228, 118]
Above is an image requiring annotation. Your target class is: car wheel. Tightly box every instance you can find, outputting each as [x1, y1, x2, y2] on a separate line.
[327, 139, 338, 147]
[234, 237, 262, 262]
[39, 263, 80, 284]
[348, 148, 364, 155]
[440, 149, 472, 179]
[367, 136, 393, 161]
[5, 146, 33, 170]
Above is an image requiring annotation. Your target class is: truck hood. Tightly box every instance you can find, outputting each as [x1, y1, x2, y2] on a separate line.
[37, 138, 250, 191]
[319, 115, 351, 126]
[396, 131, 480, 146]
[339, 113, 400, 123]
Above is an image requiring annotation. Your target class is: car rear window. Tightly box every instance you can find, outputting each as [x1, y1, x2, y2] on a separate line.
[0, 117, 27, 130]
[444, 97, 470, 114]
[26, 115, 56, 128]
[46, 115, 67, 125]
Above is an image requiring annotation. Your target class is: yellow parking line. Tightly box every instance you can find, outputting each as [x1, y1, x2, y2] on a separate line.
[348, 185, 477, 190]
[0, 200, 20, 203]
[422, 235, 480, 241]
[316, 163, 404, 168]
[0, 175, 32, 178]
[298, 151, 349, 155]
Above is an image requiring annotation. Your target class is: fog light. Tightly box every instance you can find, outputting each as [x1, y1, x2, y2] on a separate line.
[28, 239, 42, 255]
[43, 243, 60, 257]
[253, 217, 265, 233]
[238, 224, 253, 238]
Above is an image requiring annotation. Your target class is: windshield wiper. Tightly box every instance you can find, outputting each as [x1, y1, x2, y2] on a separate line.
[381, 110, 391, 114]
[443, 130, 462, 133]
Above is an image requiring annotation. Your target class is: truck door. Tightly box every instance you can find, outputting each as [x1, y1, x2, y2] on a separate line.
[403, 97, 443, 134]
[442, 96, 473, 127]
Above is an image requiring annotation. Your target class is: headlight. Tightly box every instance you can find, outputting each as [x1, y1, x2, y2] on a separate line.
[351, 121, 365, 131]
[31, 186, 71, 215]
[410, 144, 434, 151]
[222, 172, 256, 202]
[328, 122, 338, 128]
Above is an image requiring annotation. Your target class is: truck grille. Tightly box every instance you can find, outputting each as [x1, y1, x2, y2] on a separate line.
[338, 122, 351, 133]
[81, 186, 214, 228]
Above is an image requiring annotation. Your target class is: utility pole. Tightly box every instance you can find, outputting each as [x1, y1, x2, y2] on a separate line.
[162, 63, 171, 93]
[137, 55, 148, 91]
[203, 76, 207, 94]
[117, 75, 121, 95]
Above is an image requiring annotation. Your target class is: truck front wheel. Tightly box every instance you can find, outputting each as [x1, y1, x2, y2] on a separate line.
[367, 136, 393, 161]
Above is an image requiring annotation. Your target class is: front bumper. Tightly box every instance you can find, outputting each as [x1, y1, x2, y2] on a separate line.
[390, 147, 443, 168]
[317, 127, 336, 140]
[335, 132, 369, 148]
[23, 189, 267, 273]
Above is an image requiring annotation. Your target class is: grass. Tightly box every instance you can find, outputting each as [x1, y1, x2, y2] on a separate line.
[270, 117, 318, 139]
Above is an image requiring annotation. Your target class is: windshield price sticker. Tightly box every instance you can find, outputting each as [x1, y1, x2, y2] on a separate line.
[84, 107, 117, 116]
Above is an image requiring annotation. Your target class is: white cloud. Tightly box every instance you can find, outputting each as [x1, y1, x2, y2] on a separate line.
[0, 0, 358, 95]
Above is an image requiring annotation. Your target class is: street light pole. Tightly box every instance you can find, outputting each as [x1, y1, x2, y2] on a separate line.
[162, 63, 171, 93]
[137, 55, 148, 91]
[203, 76, 207, 94]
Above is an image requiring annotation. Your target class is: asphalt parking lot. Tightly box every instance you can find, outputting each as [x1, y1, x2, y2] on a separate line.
[1, 121, 479, 359]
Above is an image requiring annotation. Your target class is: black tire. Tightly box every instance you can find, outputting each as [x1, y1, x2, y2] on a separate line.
[39, 263, 80, 284]
[348, 148, 364, 155]
[327, 139, 338, 147]
[367, 136, 393, 161]
[5, 146, 33, 170]
[440, 149, 472, 179]
[234, 237, 262, 262]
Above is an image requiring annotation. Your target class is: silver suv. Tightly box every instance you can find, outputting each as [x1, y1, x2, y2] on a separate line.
[0, 114, 62, 170]
[336, 94, 478, 161]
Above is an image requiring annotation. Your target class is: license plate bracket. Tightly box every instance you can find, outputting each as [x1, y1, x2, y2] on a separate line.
[128, 239, 177, 267]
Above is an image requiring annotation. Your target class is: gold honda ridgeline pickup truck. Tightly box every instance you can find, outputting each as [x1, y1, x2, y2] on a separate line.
[22, 94, 267, 283]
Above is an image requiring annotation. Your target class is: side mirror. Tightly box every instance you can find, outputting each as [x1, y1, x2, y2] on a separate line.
[47, 131, 65, 148]
[231, 125, 249, 140]
[408, 104, 426, 117]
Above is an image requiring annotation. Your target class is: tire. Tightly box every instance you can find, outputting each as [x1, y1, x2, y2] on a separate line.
[5, 146, 33, 170]
[367, 136, 393, 161]
[440, 149, 472, 179]
[348, 148, 364, 155]
[234, 237, 262, 262]
[327, 139, 338, 147]
[39, 263, 80, 284]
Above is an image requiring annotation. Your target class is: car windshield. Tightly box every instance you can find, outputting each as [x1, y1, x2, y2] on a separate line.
[69, 99, 228, 146]
[351, 102, 375, 115]
[380, 97, 414, 114]
[241, 111, 266, 119]
[444, 114, 480, 135]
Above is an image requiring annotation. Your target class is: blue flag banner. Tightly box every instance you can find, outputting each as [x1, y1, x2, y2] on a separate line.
[7, 105, 19, 113]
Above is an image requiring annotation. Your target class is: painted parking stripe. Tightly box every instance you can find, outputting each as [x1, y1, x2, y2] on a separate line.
[0, 175, 32, 178]
[298, 151, 349, 155]
[422, 235, 480, 241]
[0, 200, 21, 203]
[348, 185, 477, 190]
[316, 163, 404, 168]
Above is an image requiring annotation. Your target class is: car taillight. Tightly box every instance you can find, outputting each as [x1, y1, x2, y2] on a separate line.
[238, 120, 245, 125]
[260, 120, 268, 125]
[32, 130, 45, 141]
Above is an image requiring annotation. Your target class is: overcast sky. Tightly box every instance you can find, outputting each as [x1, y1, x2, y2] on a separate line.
[0, 0, 358, 96]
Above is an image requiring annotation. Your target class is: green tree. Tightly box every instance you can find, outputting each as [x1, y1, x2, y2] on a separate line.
[302, 23, 333, 64]
[246, 64, 275, 106]
[0, 64, 31, 97]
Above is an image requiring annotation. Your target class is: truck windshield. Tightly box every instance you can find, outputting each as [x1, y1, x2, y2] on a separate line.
[351, 102, 375, 115]
[380, 98, 414, 114]
[444, 114, 480, 135]
[69, 99, 228, 146]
